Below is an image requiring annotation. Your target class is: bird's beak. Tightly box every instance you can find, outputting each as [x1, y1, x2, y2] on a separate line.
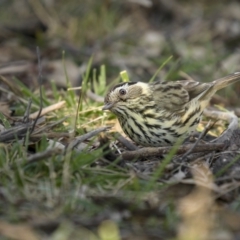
[102, 102, 114, 110]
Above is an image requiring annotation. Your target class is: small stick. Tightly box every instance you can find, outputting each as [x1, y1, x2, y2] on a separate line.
[180, 121, 212, 160]
[31, 47, 43, 133]
[32, 116, 68, 134]
[23, 98, 32, 123]
[67, 126, 109, 150]
[122, 142, 225, 161]
[115, 133, 138, 151]
[30, 132, 71, 139]
[24, 148, 63, 165]
[29, 101, 66, 119]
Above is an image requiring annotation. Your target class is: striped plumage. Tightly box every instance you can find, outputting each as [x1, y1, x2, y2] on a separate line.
[103, 72, 240, 146]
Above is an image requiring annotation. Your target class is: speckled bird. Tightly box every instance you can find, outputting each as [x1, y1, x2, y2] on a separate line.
[103, 72, 240, 146]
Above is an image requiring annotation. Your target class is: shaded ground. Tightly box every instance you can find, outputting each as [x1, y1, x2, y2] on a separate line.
[0, 1, 240, 239]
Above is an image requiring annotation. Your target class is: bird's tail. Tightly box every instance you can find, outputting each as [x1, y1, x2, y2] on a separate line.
[199, 71, 240, 101]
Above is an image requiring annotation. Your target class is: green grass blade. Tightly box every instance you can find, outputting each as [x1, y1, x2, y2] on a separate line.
[149, 55, 173, 83]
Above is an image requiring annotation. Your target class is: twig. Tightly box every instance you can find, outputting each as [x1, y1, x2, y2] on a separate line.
[115, 133, 138, 151]
[31, 116, 69, 134]
[23, 98, 32, 123]
[29, 101, 66, 119]
[30, 132, 71, 140]
[121, 143, 225, 161]
[67, 126, 109, 150]
[174, 178, 220, 192]
[214, 181, 240, 200]
[22, 98, 33, 146]
[0, 123, 32, 142]
[24, 148, 64, 165]
[31, 47, 43, 133]
[180, 121, 212, 160]
[74, 86, 82, 135]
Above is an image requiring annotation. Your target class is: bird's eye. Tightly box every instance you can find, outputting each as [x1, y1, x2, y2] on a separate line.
[119, 88, 126, 96]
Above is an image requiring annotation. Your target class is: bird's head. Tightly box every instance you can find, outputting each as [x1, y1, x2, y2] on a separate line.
[102, 82, 149, 114]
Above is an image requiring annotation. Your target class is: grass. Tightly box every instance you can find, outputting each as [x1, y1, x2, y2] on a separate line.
[0, 61, 180, 239]
[0, 57, 240, 239]
[1, 1, 240, 239]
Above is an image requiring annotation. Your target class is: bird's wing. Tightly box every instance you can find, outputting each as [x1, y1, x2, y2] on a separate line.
[151, 81, 190, 112]
[177, 80, 212, 101]
[151, 80, 212, 113]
